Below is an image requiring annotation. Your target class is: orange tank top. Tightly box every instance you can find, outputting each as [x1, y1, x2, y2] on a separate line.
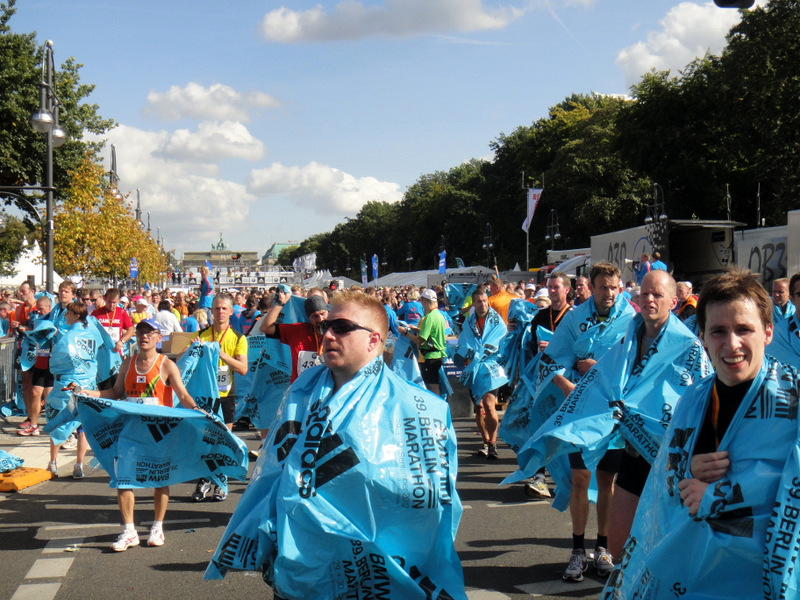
[124, 354, 173, 406]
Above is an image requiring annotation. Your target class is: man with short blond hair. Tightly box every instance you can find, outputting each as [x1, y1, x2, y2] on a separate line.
[207, 291, 465, 598]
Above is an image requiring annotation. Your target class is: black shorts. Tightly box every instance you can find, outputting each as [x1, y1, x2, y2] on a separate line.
[615, 450, 652, 497]
[568, 448, 623, 474]
[31, 367, 54, 388]
[420, 358, 442, 386]
[220, 396, 236, 424]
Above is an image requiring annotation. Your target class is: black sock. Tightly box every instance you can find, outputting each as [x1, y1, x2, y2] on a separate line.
[597, 535, 608, 550]
[572, 534, 584, 551]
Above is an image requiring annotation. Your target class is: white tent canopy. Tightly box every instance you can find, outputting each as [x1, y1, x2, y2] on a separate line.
[0, 239, 63, 289]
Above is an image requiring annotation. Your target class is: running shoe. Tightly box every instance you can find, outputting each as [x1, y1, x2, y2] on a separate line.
[72, 463, 84, 479]
[17, 419, 31, 430]
[18, 425, 40, 437]
[47, 461, 58, 477]
[524, 477, 551, 499]
[563, 548, 588, 582]
[213, 486, 228, 501]
[192, 479, 212, 502]
[247, 448, 259, 461]
[62, 434, 78, 450]
[594, 546, 614, 577]
[476, 442, 489, 457]
[111, 530, 140, 552]
[147, 528, 165, 547]
[487, 442, 499, 460]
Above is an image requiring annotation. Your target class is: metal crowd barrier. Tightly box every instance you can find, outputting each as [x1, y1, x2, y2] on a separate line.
[0, 336, 16, 405]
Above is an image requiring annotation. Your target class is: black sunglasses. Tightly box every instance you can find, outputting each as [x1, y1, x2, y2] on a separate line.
[321, 318, 375, 335]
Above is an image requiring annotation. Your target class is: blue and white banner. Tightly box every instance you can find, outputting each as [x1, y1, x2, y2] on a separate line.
[455, 308, 508, 403]
[76, 394, 248, 489]
[0, 449, 23, 473]
[206, 358, 466, 599]
[602, 357, 800, 600]
[372, 253, 379, 281]
[438, 250, 447, 274]
[768, 312, 800, 369]
[234, 336, 292, 430]
[507, 314, 711, 486]
[175, 340, 222, 420]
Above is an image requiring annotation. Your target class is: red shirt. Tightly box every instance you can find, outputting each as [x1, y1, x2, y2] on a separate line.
[92, 305, 134, 352]
[278, 322, 322, 382]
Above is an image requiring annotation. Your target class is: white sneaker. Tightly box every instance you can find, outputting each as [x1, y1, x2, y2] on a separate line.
[47, 461, 58, 477]
[147, 528, 165, 547]
[62, 434, 78, 450]
[111, 530, 140, 552]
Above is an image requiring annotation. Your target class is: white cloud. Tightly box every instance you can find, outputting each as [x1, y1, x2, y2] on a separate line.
[247, 162, 403, 215]
[258, 0, 527, 42]
[159, 121, 266, 162]
[616, 1, 753, 86]
[91, 125, 256, 251]
[144, 82, 281, 122]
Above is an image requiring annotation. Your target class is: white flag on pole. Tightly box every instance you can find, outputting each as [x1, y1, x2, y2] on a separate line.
[521, 188, 543, 233]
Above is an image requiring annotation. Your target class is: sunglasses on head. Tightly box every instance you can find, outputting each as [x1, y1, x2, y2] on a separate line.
[321, 318, 375, 335]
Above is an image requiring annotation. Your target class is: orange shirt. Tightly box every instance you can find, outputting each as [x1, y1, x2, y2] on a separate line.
[488, 290, 516, 324]
[124, 354, 173, 406]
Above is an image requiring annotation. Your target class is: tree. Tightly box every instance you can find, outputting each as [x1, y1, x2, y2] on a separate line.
[0, 0, 115, 263]
[0, 213, 30, 276]
[54, 155, 166, 283]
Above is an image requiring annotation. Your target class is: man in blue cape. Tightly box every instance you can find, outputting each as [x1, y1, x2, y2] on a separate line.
[767, 272, 800, 369]
[206, 291, 465, 600]
[602, 270, 800, 600]
[509, 271, 711, 560]
[454, 286, 509, 460]
[516, 261, 635, 582]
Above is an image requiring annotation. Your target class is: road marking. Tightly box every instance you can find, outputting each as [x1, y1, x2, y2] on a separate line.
[10, 583, 61, 600]
[516, 578, 603, 596]
[42, 538, 82, 554]
[44, 517, 210, 531]
[466, 590, 511, 599]
[486, 501, 548, 508]
[25, 556, 75, 579]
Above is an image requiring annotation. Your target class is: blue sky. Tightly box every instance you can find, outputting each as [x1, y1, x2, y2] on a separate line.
[11, 0, 757, 258]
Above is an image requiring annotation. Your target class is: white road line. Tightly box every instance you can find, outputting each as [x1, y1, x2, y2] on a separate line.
[516, 578, 603, 596]
[42, 538, 83, 554]
[10, 583, 61, 600]
[44, 517, 210, 531]
[25, 556, 75, 579]
[466, 590, 511, 599]
[486, 501, 548, 508]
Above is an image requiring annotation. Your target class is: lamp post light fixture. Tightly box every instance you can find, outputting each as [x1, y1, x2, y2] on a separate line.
[406, 242, 413, 268]
[27, 40, 68, 293]
[108, 145, 124, 201]
[482, 223, 494, 268]
[645, 183, 668, 225]
[381, 248, 388, 268]
[544, 209, 561, 251]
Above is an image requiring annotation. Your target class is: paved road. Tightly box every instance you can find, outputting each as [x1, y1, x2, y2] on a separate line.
[1, 415, 606, 600]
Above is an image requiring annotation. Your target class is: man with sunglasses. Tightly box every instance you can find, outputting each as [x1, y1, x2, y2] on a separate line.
[208, 291, 466, 599]
[260, 289, 328, 382]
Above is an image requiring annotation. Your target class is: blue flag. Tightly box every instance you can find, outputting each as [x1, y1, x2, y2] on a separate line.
[438, 250, 446, 274]
[372, 253, 379, 281]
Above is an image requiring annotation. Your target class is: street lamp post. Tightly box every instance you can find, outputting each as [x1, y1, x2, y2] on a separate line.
[482, 223, 494, 268]
[544, 209, 561, 251]
[645, 183, 668, 224]
[30, 41, 68, 294]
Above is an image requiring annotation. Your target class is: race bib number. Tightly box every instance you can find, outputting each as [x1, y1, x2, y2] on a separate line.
[36, 349, 51, 358]
[128, 396, 159, 406]
[296, 350, 323, 376]
[104, 325, 121, 344]
[217, 364, 231, 392]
